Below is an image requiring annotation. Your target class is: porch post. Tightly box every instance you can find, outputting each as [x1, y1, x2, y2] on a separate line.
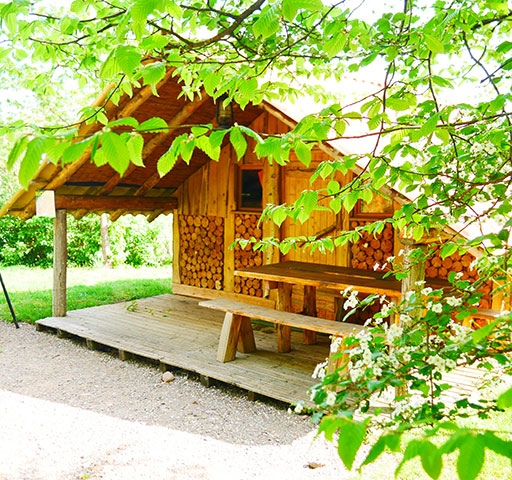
[52, 209, 67, 317]
[399, 238, 427, 324]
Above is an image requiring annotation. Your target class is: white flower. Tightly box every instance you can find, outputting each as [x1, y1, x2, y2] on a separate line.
[421, 287, 433, 296]
[294, 403, 304, 414]
[415, 280, 426, 288]
[330, 336, 343, 353]
[325, 390, 337, 406]
[400, 314, 413, 326]
[446, 296, 462, 307]
[405, 291, 414, 302]
[380, 303, 391, 316]
[386, 324, 403, 344]
[432, 303, 443, 313]
[312, 361, 328, 379]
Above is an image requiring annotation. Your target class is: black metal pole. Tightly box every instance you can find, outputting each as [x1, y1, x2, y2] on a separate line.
[0, 273, 19, 328]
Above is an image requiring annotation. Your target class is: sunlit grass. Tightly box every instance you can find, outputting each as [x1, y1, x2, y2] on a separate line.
[0, 266, 172, 323]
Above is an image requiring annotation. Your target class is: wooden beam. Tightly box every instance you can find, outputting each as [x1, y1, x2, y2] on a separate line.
[54, 195, 177, 211]
[20, 70, 176, 220]
[105, 93, 210, 220]
[52, 209, 67, 317]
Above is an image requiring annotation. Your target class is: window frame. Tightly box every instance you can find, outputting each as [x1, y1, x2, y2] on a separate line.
[237, 164, 264, 212]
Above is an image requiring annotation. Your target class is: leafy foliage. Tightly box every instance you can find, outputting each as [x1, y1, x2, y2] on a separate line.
[2, 0, 512, 478]
[0, 215, 172, 268]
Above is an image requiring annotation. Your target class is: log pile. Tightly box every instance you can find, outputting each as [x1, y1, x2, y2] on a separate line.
[178, 215, 224, 289]
[234, 213, 263, 297]
[350, 221, 394, 271]
[426, 246, 492, 309]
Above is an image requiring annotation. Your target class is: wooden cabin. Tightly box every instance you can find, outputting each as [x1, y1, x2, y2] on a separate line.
[0, 74, 500, 321]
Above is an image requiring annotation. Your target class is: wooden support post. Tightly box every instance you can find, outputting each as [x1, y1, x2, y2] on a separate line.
[118, 349, 133, 361]
[200, 375, 214, 388]
[56, 329, 69, 339]
[86, 338, 100, 350]
[399, 240, 427, 325]
[303, 285, 317, 344]
[396, 237, 427, 398]
[159, 362, 170, 372]
[237, 317, 257, 353]
[52, 209, 67, 317]
[217, 312, 244, 362]
[277, 282, 292, 353]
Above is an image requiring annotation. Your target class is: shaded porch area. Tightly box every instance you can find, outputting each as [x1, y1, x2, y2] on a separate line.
[36, 293, 483, 405]
[36, 293, 328, 404]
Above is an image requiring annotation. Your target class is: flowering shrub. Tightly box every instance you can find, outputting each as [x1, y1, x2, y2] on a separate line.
[308, 272, 512, 479]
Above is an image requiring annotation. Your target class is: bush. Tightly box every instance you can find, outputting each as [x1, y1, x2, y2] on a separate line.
[0, 216, 54, 267]
[110, 215, 172, 267]
[0, 213, 172, 268]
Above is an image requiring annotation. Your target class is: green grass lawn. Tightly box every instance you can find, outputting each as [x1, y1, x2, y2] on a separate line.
[0, 266, 172, 323]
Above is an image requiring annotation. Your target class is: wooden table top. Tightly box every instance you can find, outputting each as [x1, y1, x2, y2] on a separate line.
[235, 260, 451, 298]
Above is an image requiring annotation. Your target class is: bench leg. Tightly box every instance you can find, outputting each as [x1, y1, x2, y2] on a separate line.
[237, 317, 256, 353]
[277, 325, 291, 353]
[217, 313, 244, 362]
[303, 285, 317, 345]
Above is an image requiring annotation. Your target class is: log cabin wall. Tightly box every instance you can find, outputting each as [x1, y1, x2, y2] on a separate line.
[172, 107, 498, 319]
[281, 144, 350, 319]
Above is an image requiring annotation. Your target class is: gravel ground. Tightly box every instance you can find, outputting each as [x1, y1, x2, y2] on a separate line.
[0, 322, 352, 480]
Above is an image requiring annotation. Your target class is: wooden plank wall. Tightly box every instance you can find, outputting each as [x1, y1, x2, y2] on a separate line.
[172, 108, 497, 320]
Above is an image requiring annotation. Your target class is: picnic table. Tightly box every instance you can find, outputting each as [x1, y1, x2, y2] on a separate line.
[235, 260, 451, 344]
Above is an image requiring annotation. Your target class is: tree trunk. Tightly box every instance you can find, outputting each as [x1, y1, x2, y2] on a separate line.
[100, 213, 113, 268]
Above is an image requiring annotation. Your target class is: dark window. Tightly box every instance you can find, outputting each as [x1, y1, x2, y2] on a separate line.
[239, 168, 263, 210]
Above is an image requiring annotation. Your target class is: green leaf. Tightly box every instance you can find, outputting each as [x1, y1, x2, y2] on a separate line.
[363, 434, 401, 465]
[440, 242, 458, 259]
[271, 207, 287, 227]
[425, 34, 444, 54]
[337, 419, 367, 470]
[253, 5, 280, 39]
[180, 138, 195, 164]
[115, 46, 141, 76]
[420, 442, 442, 480]
[19, 137, 46, 189]
[230, 127, 247, 160]
[62, 139, 91, 164]
[157, 143, 179, 176]
[343, 191, 359, 213]
[457, 436, 484, 480]
[141, 62, 166, 92]
[7, 136, 28, 170]
[138, 117, 168, 133]
[100, 132, 130, 176]
[107, 117, 139, 128]
[281, 0, 298, 22]
[324, 34, 347, 58]
[418, 113, 441, 139]
[295, 141, 312, 167]
[497, 387, 512, 409]
[471, 319, 497, 344]
[126, 134, 144, 167]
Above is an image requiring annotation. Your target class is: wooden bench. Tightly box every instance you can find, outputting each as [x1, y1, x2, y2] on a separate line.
[198, 299, 364, 372]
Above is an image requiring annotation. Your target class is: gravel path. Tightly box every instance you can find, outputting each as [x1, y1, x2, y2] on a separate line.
[0, 322, 352, 479]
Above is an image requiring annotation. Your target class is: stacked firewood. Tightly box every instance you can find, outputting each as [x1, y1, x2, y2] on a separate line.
[349, 221, 394, 271]
[426, 247, 492, 309]
[234, 213, 263, 297]
[178, 215, 224, 289]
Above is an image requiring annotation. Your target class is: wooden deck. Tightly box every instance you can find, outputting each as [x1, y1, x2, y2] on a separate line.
[36, 294, 330, 404]
[35, 294, 484, 406]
